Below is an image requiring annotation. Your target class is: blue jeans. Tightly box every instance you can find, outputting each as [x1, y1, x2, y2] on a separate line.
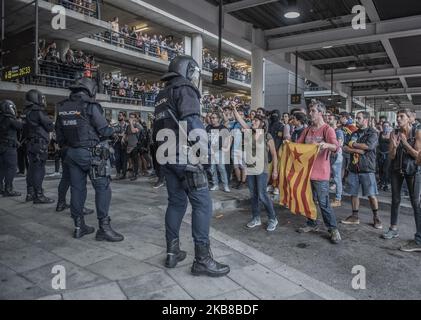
[163, 165, 212, 246]
[307, 180, 338, 230]
[332, 157, 343, 201]
[247, 173, 276, 220]
[210, 164, 229, 188]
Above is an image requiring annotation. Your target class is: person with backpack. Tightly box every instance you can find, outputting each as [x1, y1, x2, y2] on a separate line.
[341, 111, 382, 229]
[383, 109, 421, 253]
[296, 101, 341, 244]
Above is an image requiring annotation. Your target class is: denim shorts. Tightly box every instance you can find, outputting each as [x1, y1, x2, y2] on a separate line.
[348, 172, 378, 197]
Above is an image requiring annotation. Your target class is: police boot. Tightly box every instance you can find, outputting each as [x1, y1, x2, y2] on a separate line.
[33, 189, 55, 204]
[73, 216, 95, 239]
[0, 182, 4, 195]
[56, 201, 70, 212]
[26, 186, 35, 202]
[165, 238, 187, 268]
[96, 217, 124, 242]
[3, 184, 21, 197]
[191, 243, 230, 277]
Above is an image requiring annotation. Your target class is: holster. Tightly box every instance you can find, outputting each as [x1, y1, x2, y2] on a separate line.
[184, 164, 208, 191]
[90, 142, 112, 180]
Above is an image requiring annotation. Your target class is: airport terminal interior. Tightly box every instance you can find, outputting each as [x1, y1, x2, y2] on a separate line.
[1, 0, 421, 302]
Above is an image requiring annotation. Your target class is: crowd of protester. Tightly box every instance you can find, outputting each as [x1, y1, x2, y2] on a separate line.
[202, 52, 251, 83]
[93, 17, 184, 61]
[36, 40, 99, 88]
[190, 101, 421, 250]
[102, 73, 163, 106]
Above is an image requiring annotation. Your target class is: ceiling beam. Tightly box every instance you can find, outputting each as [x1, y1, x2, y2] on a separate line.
[309, 52, 388, 66]
[268, 14, 421, 52]
[353, 87, 421, 97]
[360, 0, 413, 102]
[224, 0, 279, 13]
[328, 66, 421, 82]
[264, 14, 355, 37]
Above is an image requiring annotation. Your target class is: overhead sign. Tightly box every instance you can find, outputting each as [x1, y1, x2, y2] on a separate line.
[290, 94, 302, 105]
[212, 68, 228, 85]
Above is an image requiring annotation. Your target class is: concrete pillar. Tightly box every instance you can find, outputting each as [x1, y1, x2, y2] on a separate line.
[191, 34, 203, 93]
[55, 39, 70, 62]
[183, 35, 192, 56]
[346, 96, 352, 112]
[251, 47, 264, 109]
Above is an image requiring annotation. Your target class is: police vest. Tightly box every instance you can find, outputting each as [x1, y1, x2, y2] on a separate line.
[57, 100, 100, 148]
[24, 106, 50, 142]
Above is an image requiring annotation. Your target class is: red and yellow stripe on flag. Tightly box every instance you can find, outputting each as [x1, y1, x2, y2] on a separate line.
[278, 141, 319, 220]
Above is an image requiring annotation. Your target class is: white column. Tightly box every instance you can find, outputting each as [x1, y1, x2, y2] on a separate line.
[191, 34, 203, 69]
[183, 35, 192, 56]
[192, 34, 203, 93]
[346, 96, 352, 112]
[251, 47, 264, 109]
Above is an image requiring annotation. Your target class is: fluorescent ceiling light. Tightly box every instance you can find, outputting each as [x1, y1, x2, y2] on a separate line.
[284, 11, 300, 18]
[347, 62, 357, 70]
[284, 0, 300, 19]
[322, 45, 333, 49]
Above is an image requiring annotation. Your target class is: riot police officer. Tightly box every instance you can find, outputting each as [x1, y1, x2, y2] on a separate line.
[23, 89, 55, 204]
[0, 100, 22, 197]
[55, 77, 123, 241]
[154, 55, 230, 277]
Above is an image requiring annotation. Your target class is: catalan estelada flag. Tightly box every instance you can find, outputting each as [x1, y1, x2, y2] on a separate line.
[278, 141, 319, 220]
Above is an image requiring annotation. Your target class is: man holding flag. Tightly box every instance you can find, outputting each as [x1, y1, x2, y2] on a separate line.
[294, 101, 341, 244]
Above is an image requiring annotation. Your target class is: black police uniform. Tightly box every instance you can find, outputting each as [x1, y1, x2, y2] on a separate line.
[55, 77, 123, 241]
[23, 90, 55, 204]
[153, 55, 229, 277]
[0, 100, 22, 197]
[56, 146, 95, 216]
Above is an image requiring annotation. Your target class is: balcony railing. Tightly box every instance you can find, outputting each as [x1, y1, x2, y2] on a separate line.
[202, 64, 251, 84]
[10, 60, 98, 89]
[104, 87, 158, 107]
[90, 32, 183, 63]
[47, 0, 100, 19]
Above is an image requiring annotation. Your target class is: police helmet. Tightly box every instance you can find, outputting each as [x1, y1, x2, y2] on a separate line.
[26, 89, 46, 107]
[69, 77, 98, 97]
[161, 55, 201, 83]
[0, 100, 17, 117]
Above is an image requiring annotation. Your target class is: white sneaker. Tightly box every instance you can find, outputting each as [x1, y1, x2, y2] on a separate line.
[209, 185, 219, 191]
[223, 186, 231, 193]
[267, 185, 274, 193]
[246, 217, 262, 228]
[266, 219, 278, 232]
